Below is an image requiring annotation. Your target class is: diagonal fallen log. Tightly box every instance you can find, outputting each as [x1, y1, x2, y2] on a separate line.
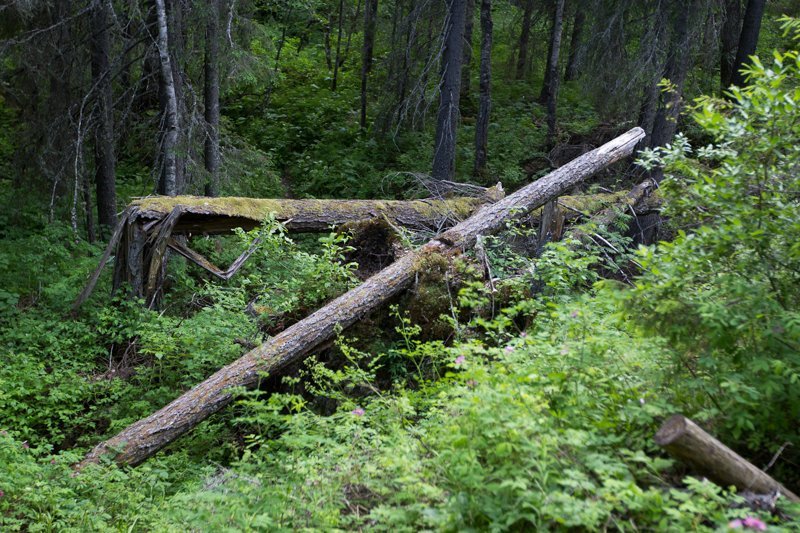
[77, 127, 644, 468]
[656, 414, 799, 502]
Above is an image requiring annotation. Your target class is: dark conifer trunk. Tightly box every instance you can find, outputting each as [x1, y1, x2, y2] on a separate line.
[541, 0, 565, 142]
[564, 7, 584, 81]
[460, 0, 475, 101]
[90, 0, 117, 233]
[360, 0, 379, 129]
[515, 0, 535, 79]
[650, 0, 700, 180]
[432, 0, 467, 181]
[720, 0, 742, 89]
[474, 0, 492, 176]
[204, 0, 221, 197]
[730, 0, 766, 88]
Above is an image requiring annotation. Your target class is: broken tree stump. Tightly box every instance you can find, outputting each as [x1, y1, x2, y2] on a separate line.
[655, 414, 799, 503]
[76, 127, 644, 469]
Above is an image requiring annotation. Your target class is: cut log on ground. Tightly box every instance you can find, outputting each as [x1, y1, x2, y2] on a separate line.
[73, 187, 505, 309]
[76, 127, 644, 469]
[655, 414, 799, 503]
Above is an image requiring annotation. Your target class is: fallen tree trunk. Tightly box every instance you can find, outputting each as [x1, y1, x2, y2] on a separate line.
[655, 414, 799, 502]
[73, 189, 505, 309]
[128, 192, 505, 235]
[77, 127, 644, 468]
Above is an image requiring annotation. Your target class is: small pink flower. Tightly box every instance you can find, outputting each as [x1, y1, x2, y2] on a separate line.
[466, 379, 478, 389]
[742, 517, 767, 531]
[21, 441, 29, 449]
[50, 459, 56, 465]
[351, 408, 365, 417]
[570, 310, 579, 318]
[729, 517, 767, 531]
[504, 345, 514, 353]
[0, 489, 4, 498]
[519, 332, 527, 338]
[454, 355, 466, 366]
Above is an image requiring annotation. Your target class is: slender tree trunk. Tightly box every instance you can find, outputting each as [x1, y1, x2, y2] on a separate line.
[541, 0, 565, 142]
[515, 0, 535, 79]
[155, 0, 179, 196]
[169, 0, 187, 194]
[564, 7, 584, 81]
[342, 0, 362, 66]
[331, 0, 345, 90]
[474, 0, 492, 176]
[204, 0, 221, 197]
[460, 0, 475, 101]
[360, 0, 379, 128]
[432, 0, 468, 181]
[720, 0, 742, 90]
[730, 0, 766, 88]
[90, 0, 117, 233]
[324, 11, 334, 70]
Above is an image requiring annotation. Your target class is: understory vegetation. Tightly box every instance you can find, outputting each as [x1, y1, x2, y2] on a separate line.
[2, 2, 800, 532]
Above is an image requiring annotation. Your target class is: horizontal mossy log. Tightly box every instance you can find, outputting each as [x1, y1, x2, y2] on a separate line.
[76, 128, 644, 468]
[129, 187, 505, 235]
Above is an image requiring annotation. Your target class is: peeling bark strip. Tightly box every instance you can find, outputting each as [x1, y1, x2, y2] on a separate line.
[77, 128, 643, 468]
[656, 415, 799, 503]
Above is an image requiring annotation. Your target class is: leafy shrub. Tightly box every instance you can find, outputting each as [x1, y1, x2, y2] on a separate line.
[630, 48, 800, 480]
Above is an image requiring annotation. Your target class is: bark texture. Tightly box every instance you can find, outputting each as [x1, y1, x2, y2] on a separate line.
[650, 0, 701, 169]
[155, 0, 180, 196]
[460, 0, 475, 101]
[515, 0, 535, 79]
[730, 0, 766, 88]
[77, 127, 644, 468]
[656, 415, 799, 503]
[474, 0, 492, 176]
[564, 7, 584, 82]
[432, 0, 468, 181]
[90, 0, 117, 233]
[541, 0, 565, 141]
[204, 0, 221, 197]
[720, 0, 742, 90]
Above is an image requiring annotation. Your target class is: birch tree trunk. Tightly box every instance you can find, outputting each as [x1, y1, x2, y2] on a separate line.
[77, 128, 644, 468]
[204, 0, 221, 197]
[155, 0, 180, 197]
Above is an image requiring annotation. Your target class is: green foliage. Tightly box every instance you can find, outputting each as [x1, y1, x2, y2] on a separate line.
[631, 48, 800, 476]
